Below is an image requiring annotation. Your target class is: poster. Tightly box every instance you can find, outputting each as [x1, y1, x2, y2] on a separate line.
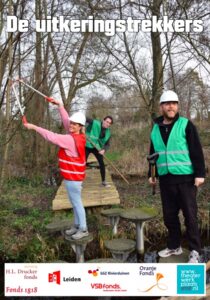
[1, 1, 209, 298]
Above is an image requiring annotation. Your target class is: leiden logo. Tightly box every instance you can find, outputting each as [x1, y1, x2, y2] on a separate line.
[48, 271, 61, 285]
[88, 269, 99, 276]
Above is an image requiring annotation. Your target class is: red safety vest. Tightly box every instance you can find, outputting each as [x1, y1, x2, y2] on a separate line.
[58, 133, 86, 181]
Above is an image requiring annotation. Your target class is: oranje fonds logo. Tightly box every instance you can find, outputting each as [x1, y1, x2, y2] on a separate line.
[139, 273, 168, 292]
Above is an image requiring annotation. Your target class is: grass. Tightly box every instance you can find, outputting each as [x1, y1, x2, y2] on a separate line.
[0, 176, 60, 262]
[106, 151, 122, 161]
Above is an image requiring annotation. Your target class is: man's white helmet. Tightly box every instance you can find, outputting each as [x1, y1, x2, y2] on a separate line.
[160, 90, 179, 103]
[69, 112, 86, 126]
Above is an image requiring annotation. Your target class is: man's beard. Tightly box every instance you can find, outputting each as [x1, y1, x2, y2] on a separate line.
[163, 112, 176, 122]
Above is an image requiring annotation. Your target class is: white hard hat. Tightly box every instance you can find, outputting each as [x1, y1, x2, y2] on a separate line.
[160, 90, 179, 103]
[69, 112, 86, 126]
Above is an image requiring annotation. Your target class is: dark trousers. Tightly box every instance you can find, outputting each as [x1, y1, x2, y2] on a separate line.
[159, 181, 201, 253]
[86, 147, 105, 182]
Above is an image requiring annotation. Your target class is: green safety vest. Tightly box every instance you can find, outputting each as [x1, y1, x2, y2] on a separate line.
[151, 117, 194, 176]
[86, 119, 111, 150]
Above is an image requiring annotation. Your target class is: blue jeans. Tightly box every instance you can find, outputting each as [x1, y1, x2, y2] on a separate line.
[64, 180, 87, 231]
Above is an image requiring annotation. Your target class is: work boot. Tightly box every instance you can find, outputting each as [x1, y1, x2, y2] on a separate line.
[158, 247, 183, 258]
[71, 230, 89, 240]
[188, 250, 200, 263]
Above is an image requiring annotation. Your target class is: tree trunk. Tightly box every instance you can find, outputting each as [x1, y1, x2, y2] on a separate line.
[0, 1, 12, 188]
[151, 0, 163, 119]
[30, 0, 45, 170]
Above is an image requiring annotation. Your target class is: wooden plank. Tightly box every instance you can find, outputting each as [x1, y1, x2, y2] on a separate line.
[52, 156, 120, 210]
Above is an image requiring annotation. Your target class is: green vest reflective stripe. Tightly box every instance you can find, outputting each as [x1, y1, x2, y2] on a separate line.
[151, 117, 194, 176]
[86, 119, 111, 150]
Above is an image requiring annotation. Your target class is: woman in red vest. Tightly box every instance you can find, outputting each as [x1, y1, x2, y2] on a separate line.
[24, 101, 88, 240]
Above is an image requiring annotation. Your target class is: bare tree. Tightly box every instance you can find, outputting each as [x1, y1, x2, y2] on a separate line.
[0, 0, 13, 187]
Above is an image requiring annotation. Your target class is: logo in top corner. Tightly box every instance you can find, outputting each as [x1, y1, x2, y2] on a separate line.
[48, 271, 61, 285]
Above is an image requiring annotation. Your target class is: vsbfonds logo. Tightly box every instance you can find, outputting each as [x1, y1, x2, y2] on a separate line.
[91, 283, 127, 292]
[88, 266, 128, 292]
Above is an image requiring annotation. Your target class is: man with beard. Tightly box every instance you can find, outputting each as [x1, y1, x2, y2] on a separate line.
[148, 90, 205, 263]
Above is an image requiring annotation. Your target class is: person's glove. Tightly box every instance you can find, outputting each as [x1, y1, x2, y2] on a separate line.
[45, 97, 64, 106]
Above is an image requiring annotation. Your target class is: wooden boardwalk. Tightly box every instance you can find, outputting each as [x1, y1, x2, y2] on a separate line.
[52, 155, 120, 210]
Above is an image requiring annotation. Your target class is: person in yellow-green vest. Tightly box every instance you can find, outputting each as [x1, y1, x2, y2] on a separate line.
[148, 90, 205, 263]
[86, 116, 113, 187]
